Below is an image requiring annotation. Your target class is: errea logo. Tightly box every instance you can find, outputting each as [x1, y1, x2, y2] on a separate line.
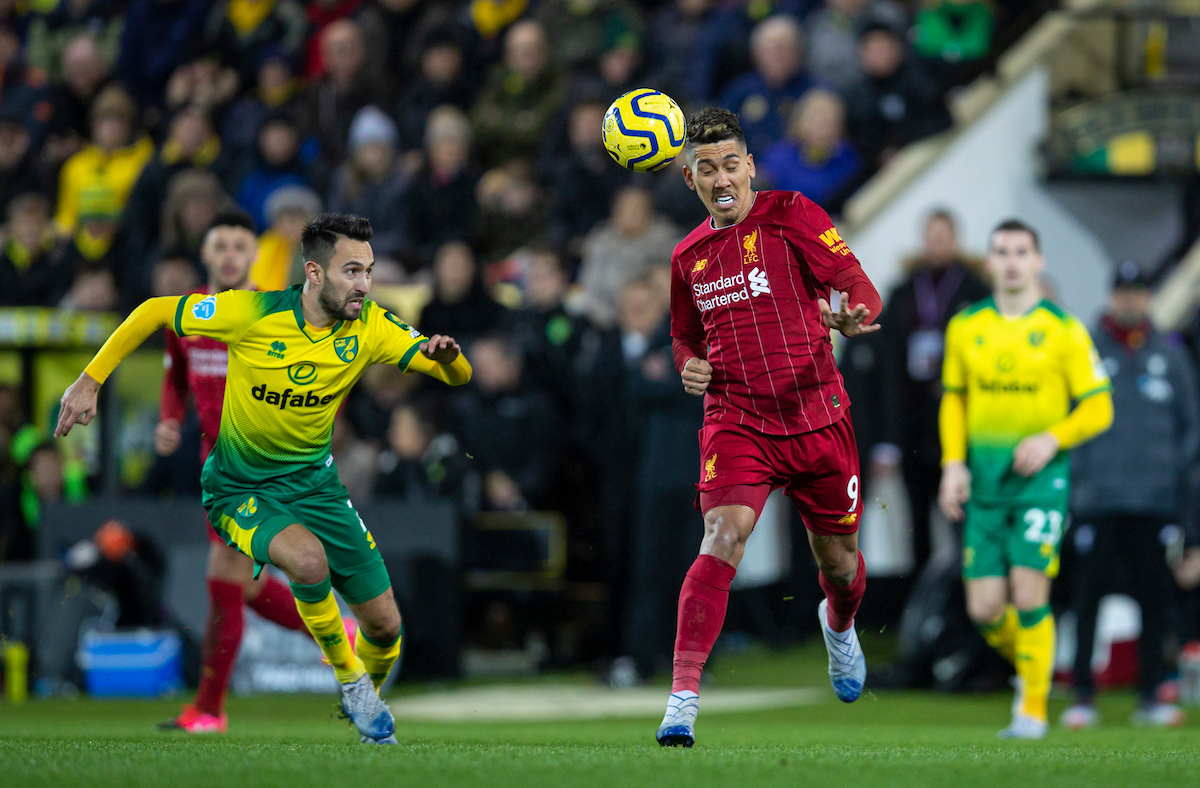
[192, 296, 217, 320]
[267, 340, 286, 359]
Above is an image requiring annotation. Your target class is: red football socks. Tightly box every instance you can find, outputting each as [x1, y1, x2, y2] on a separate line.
[671, 554, 738, 694]
[248, 575, 308, 633]
[193, 579, 245, 716]
[819, 550, 866, 633]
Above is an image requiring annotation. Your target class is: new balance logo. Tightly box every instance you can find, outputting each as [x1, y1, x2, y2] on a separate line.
[748, 267, 771, 297]
[692, 258, 707, 273]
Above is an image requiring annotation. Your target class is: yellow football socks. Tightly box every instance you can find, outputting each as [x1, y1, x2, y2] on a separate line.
[356, 629, 401, 691]
[978, 604, 1019, 665]
[1015, 605, 1055, 722]
[291, 577, 366, 685]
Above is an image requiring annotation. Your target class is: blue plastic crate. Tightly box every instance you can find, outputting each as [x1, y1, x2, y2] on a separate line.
[78, 630, 184, 698]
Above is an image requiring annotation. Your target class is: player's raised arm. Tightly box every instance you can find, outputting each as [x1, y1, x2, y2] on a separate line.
[783, 194, 882, 336]
[408, 334, 472, 386]
[56, 296, 179, 437]
[57, 289, 264, 437]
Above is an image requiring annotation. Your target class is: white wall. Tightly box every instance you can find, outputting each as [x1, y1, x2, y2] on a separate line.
[846, 66, 1184, 323]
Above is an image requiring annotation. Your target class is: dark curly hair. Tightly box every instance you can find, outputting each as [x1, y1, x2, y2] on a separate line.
[684, 107, 745, 165]
[301, 213, 374, 268]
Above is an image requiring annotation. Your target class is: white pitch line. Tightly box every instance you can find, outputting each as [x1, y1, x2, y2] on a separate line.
[389, 685, 825, 722]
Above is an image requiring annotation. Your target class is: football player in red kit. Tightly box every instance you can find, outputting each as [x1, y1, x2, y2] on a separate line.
[158, 212, 313, 733]
[658, 108, 882, 747]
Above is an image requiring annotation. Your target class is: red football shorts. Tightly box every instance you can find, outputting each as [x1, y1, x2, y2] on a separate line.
[694, 415, 862, 536]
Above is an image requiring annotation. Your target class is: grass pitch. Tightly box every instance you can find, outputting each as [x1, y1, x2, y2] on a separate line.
[2, 643, 1197, 788]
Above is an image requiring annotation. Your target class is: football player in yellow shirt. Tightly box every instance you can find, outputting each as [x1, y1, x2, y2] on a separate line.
[939, 219, 1113, 739]
[55, 214, 472, 744]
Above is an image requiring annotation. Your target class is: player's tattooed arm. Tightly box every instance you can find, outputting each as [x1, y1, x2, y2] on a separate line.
[681, 357, 713, 396]
[818, 291, 881, 337]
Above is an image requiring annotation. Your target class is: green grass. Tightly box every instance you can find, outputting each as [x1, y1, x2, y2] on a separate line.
[2, 644, 1197, 788]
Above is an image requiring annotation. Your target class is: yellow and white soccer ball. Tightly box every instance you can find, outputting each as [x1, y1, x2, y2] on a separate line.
[602, 88, 686, 172]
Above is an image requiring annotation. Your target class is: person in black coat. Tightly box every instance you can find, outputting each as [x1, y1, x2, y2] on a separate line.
[0, 113, 51, 213]
[871, 210, 990, 576]
[418, 241, 507, 344]
[447, 334, 559, 511]
[843, 22, 952, 166]
[0, 193, 74, 307]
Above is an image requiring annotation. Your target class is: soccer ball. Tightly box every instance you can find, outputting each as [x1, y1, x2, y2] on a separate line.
[602, 88, 686, 172]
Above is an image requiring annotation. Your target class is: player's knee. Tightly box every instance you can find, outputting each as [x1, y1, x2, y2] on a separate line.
[289, 544, 329, 586]
[363, 612, 401, 645]
[966, 596, 1005, 625]
[817, 552, 857, 587]
[704, 510, 752, 553]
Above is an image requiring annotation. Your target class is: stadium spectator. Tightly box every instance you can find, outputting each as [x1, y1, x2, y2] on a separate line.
[759, 88, 862, 211]
[913, 0, 995, 89]
[396, 28, 474, 153]
[151, 252, 202, 297]
[617, 275, 704, 683]
[25, 0, 122, 82]
[301, 19, 378, 171]
[506, 249, 584, 415]
[406, 106, 477, 268]
[1061, 262, 1198, 730]
[683, 0, 810, 104]
[154, 169, 232, 277]
[473, 162, 545, 266]
[467, 0, 528, 42]
[162, 56, 241, 121]
[373, 401, 469, 502]
[471, 20, 565, 168]
[53, 83, 152, 241]
[41, 33, 112, 166]
[449, 333, 558, 510]
[302, 0, 363, 78]
[806, 0, 907, 92]
[0, 21, 52, 132]
[718, 15, 812, 156]
[419, 241, 507, 342]
[535, 0, 641, 73]
[358, 0, 458, 87]
[203, 0, 307, 88]
[121, 106, 230, 295]
[235, 110, 309, 230]
[542, 96, 630, 253]
[249, 183, 320, 290]
[0, 111, 50, 211]
[117, 0, 212, 108]
[843, 22, 952, 166]
[645, 0, 716, 103]
[871, 210, 989, 576]
[219, 52, 303, 170]
[0, 193, 73, 307]
[331, 410, 377, 502]
[576, 186, 680, 327]
[327, 105, 410, 261]
[58, 267, 118, 310]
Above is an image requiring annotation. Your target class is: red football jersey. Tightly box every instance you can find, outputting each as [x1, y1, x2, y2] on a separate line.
[160, 287, 231, 462]
[670, 190, 881, 436]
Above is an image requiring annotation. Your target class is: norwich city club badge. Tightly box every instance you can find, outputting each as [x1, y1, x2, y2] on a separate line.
[334, 336, 358, 363]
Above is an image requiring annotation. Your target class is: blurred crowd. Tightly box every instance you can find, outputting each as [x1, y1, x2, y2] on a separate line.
[0, 0, 1044, 670]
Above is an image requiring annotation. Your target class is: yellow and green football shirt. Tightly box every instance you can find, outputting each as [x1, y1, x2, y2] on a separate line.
[942, 297, 1110, 503]
[170, 286, 430, 497]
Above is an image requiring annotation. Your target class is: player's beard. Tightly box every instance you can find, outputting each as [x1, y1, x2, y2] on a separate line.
[318, 279, 363, 322]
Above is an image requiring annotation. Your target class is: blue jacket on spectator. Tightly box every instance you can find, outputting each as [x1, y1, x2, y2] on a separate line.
[237, 166, 308, 231]
[718, 71, 813, 157]
[760, 138, 862, 209]
[117, 0, 213, 107]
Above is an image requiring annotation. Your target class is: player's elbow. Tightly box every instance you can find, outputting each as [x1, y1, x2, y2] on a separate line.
[1093, 393, 1114, 434]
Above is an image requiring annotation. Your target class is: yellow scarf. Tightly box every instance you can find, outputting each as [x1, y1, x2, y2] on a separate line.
[227, 0, 275, 37]
[161, 134, 222, 167]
